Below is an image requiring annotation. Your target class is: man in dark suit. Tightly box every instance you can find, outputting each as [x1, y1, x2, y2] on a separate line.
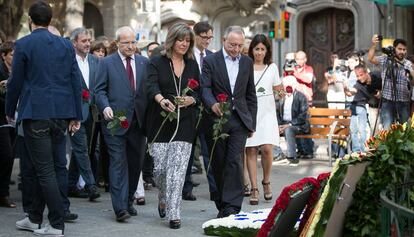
[201, 25, 257, 218]
[182, 21, 216, 201]
[6, 2, 82, 236]
[95, 26, 148, 222]
[67, 27, 100, 201]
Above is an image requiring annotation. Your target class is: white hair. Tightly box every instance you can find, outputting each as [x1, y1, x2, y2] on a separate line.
[223, 25, 245, 39]
[115, 26, 135, 41]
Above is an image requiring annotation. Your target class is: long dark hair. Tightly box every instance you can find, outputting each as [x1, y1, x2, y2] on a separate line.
[248, 34, 272, 65]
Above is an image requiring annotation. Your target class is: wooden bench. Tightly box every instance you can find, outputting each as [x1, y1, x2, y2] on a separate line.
[296, 108, 352, 166]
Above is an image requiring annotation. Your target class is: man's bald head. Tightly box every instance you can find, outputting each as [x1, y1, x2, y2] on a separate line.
[295, 50, 307, 67]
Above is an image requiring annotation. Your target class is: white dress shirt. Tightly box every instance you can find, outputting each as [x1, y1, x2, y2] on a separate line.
[194, 47, 206, 72]
[118, 50, 136, 86]
[283, 93, 294, 122]
[222, 48, 240, 94]
[76, 54, 90, 89]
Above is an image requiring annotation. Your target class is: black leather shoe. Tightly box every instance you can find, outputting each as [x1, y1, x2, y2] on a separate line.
[182, 192, 197, 201]
[169, 220, 181, 229]
[68, 188, 89, 198]
[116, 210, 131, 222]
[64, 211, 78, 222]
[222, 208, 239, 218]
[136, 197, 145, 206]
[128, 204, 137, 216]
[87, 185, 100, 201]
[158, 203, 166, 218]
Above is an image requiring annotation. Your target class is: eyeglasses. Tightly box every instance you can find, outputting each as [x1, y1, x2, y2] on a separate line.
[119, 41, 137, 46]
[198, 35, 214, 41]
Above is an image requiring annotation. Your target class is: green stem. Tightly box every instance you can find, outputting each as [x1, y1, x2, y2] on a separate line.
[195, 104, 204, 130]
[207, 138, 218, 173]
[147, 113, 171, 153]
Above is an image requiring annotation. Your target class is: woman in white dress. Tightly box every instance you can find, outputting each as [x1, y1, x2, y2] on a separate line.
[245, 34, 283, 205]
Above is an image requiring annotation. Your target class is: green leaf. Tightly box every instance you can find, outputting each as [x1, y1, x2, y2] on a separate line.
[160, 111, 167, 117]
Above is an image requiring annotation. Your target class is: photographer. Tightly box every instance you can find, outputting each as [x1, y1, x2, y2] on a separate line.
[344, 64, 382, 152]
[368, 35, 414, 129]
[325, 53, 347, 109]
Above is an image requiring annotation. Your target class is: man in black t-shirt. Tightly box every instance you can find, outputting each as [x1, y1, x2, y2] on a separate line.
[344, 64, 381, 152]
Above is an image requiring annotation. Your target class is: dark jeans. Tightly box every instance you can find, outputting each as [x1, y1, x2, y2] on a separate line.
[0, 127, 14, 197]
[23, 119, 66, 230]
[17, 135, 35, 213]
[380, 99, 410, 130]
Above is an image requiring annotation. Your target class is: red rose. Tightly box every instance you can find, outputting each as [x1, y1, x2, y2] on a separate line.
[216, 93, 228, 103]
[285, 86, 293, 94]
[120, 119, 129, 129]
[187, 78, 199, 90]
[82, 89, 90, 101]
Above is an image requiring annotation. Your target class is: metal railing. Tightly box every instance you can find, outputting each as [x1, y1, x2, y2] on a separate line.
[380, 182, 414, 237]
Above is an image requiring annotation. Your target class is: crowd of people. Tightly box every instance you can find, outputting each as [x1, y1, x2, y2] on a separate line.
[1, 1, 414, 237]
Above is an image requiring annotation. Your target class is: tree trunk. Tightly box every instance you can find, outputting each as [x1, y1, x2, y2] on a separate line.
[0, 0, 24, 40]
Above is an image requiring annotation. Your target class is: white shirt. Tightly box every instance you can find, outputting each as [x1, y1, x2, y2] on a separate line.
[118, 50, 136, 87]
[194, 47, 206, 72]
[222, 48, 240, 94]
[76, 54, 90, 89]
[283, 93, 294, 122]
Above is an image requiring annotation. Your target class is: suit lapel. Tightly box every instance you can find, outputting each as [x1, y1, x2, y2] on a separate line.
[216, 50, 232, 95]
[87, 54, 94, 90]
[113, 53, 132, 91]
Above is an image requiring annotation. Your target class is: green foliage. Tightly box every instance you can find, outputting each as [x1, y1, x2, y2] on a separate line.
[204, 226, 258, 237]
[343, 124, 414, 236]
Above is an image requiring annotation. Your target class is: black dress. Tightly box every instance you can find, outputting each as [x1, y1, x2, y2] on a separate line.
[145, 55, 200, 143]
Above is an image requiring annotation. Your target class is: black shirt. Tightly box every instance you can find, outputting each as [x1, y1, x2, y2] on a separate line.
[352, 72, 382, 106]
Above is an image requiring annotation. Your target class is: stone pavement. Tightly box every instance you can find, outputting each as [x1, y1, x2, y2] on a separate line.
[0, 140, 333, 237]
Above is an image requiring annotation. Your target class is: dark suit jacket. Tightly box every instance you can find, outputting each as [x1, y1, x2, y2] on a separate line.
[94, 52, 148, 136]
[276, 90, 310, 133]
[6, 28, 83, 122]
[201, 49, 257, 132]
[79, 54, 99, 123]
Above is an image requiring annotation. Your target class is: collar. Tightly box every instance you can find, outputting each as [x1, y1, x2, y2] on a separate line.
[118, 50, 135, 62]
[222, 47, 240, 61]
[194, 47, 206, 56]
[76, 54, 88, 62]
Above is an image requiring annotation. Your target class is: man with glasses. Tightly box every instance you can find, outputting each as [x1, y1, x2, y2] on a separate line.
[201, 25, 257, 218]
[95, 26, 148, 222]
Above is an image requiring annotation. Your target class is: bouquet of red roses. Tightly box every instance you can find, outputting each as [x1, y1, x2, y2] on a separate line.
[107, 110, 129, 136]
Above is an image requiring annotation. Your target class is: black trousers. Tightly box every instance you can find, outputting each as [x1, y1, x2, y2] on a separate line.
[23, 119, 66, 230]
[205, 112, 248, 213]
[0, 127, 14, 197]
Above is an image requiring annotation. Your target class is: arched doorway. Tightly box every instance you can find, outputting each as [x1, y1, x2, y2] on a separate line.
[303, 8, 354, 105]
[83, 2, 104, 38]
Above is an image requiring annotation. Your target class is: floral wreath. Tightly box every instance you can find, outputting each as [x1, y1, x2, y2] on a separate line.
[256, 175, 328, 237]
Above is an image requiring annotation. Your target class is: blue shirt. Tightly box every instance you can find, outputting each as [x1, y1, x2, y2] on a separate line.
[222, 48, 240, 94]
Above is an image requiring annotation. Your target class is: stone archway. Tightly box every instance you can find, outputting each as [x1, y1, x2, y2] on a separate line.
[83, 1, 103, 38]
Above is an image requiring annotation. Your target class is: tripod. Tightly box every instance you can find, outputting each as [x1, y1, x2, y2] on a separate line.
[372, 55, 400, 136]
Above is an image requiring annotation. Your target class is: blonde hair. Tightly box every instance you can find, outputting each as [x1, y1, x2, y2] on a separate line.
[162, 22, 194, 59]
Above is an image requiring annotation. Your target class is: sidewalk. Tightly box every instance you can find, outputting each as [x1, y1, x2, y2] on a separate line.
[0, 140, 332, 237]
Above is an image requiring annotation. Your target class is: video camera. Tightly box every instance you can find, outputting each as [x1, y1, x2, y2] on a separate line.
[377, 35, 395, 57]
[283, 59, 297, 72]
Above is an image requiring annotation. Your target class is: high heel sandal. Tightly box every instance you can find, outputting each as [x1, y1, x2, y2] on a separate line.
[249, 188, 259, 205]
[243, 184, 251, 197]
[262, 181, 273, 201]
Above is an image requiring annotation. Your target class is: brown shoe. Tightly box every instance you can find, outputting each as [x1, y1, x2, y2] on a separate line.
[0, 196, 16, 208]
[262, 181, 273, 201]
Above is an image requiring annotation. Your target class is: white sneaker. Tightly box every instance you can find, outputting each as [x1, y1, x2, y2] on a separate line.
[33, 225, 64, 236]
[16, 217, 41, 231]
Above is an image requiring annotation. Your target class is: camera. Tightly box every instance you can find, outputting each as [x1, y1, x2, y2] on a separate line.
[335, 59, 348, 72]
[283, 59, 297, 72]
[381, 46, 395, 57]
